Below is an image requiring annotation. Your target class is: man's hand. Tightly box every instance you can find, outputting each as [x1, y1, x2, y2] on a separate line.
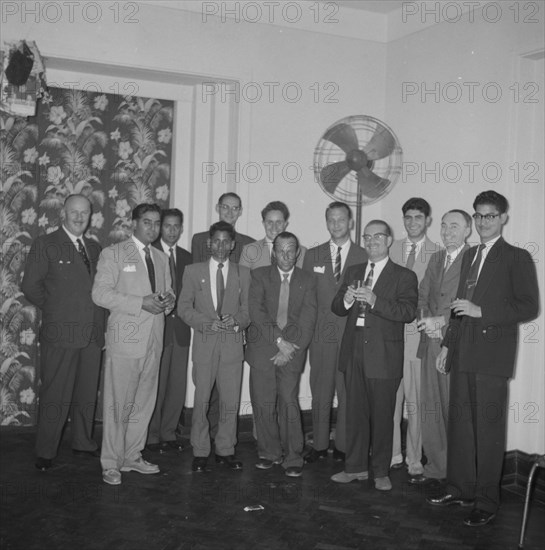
[210, 319, 225, 332]
[344, 284, 357, 305]
[436, 346, 448, 374]
[357, 286, 376, 308]
[276, 338, 299, 361]
[450, 299, 482, 318]
[219, 314, 239, 331]
[160, 291, 176, 315]
[417, 316, 445, 338]
[142, 293, 168, 314]
[270, 350, 290, 366]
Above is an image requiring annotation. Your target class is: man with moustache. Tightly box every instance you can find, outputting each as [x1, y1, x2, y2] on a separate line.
[179, 221, 250, 472]
[146, 208, 192, 453]
[331, 220, 417, 491]
[428, 191, 539, 526]
[93, 203, 174, 485]
[22, 194, 106, 471]
[246, 232, 317, 477]
[239, 201, 306, 269]
[303, 201, 367, 463]
[410, 210, 472, 485]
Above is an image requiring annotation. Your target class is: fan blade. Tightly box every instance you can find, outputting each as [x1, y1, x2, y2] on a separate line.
[357, 167, 390, 199]
[323, 123, 359, 154]
[320, 161, 352, 194]
[362, 126, 396, 161]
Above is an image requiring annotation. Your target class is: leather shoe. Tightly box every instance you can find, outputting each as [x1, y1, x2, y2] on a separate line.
[72, 448, 100, 458]
[285, 466, 303, 477]
[255, 457, 282, 470]
[215, 455, 243, 470]
[408, 474, 437, 485]
[192, 457, 208, 472]
[35, 457, 52, 471]
[331, 471, 368, 483]
[427, 493, 475, 507]
[374, 476, 392, 491]
[165, 440, 183, 452]
[102, 468, 121, 485]
[304, 448, 328, 463]
[332, 448, 345, 462]
[120, 457, 159, 474]
[463, 508, 496, 527]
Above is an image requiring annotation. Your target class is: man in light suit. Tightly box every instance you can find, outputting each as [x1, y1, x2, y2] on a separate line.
[191, 193, 255, 263]
[179, 221, 251, 472]
[146, 208, 192, 453]
[390, 197, 438, 475]
[240, 201, 306, 270]
[331, 220, 417, 491]
[302, 201, 367, 463]
[246, 232, 317, 477]
[428, 191, 539, 527]
[22, 194, 106, 471]
[409, 210, 471, 485]
[92, 203, 174, 486]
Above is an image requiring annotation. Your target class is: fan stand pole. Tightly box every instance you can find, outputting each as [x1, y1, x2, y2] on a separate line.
[355, 187, 363, 247]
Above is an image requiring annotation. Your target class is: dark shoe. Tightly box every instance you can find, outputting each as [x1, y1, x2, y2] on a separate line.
[332, 448, 345, 461]
[72, 448, 100, 458]
[255, 457, 282, 470]
[165, 440, 183, 452]
[427, 493, 475, 507]
[215, 455, 243, 470]
[304, 448, 328, 464]
[408, 474, 437, 485]
[285, 466, 303, 477]
[35, 457, 52, 471]
[463, 508, 496, 527]
[192, 457, 208, 472]
[145, 443, 166, 453]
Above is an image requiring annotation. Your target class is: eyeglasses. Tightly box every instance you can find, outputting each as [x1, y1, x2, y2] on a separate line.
[218, 204, 241, 213]
[362, 232, 388, 242]
[472, 213, 500, 222]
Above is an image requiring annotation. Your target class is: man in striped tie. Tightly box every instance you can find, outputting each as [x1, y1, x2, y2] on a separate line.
[331, 220, 418, 491]
[302, 202, 367, 464]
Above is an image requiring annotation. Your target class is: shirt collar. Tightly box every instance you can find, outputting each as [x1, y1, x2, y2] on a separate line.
[445, 243, 466, 262]
[62, 226, 83, 244]
[277, 267, 294, 280]
[329, 239, 351, 252]
[132, 236, 147, 252]
[481, 235, 501, 249]
[210, 257, 230, 268]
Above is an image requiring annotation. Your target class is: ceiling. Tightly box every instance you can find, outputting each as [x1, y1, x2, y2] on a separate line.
[325, 1, 404, 14]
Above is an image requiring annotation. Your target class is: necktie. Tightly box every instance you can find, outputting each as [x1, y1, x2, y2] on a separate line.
[444, 254, 452, 273]
[76, 238, 91, 274]
[334, 246, 342, 282]
[169, 247, 177, 296]
[464, 244, 485, 301]
[144, 246, 156, 293]
[405, 243, 416, 271]
[276, 273, 289, 330]
[216, 262, 225, 316]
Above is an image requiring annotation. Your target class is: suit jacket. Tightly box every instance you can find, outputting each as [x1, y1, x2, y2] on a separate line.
[245, 265, 317, 372]
[92, 237, 172, 358]
[302, 241, 367, 345]
[443, 237, 539, 378]
[178, 261, 251, 364]
[152, 241, 192, 347]
[240, 238, 306, 270]
[416, 245, 469, 358]
[191, 230, 255, 264]
[22, 227, 106, 348]
[332, 259, 418, 379]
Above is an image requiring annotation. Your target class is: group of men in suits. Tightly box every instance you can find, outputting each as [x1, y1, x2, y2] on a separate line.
[23, 190, 539, 521]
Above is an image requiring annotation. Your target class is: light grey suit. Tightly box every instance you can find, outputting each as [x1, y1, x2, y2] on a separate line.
[389, 236, 440, 473]
[417, 245, 468, 479]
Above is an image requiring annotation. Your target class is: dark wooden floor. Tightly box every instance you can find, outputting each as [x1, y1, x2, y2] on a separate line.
[1, 426, 543, 550]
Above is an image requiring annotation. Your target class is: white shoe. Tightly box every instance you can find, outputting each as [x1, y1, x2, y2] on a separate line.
[102, 468, 121, 485]
[331, 471, 368, 483]
[121, 457, 160, 474]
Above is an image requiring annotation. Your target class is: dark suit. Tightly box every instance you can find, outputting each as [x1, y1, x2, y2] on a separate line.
[442, 237, 539, 513]
[191, 230, 255, 264]
[416, 245, 468, 479]
[246, 266, 317, 469]
[302, 241, 367, 453]
[147, 241, 192, 445]
[21, 227, 106, 458]
[332, 260, 417, 477]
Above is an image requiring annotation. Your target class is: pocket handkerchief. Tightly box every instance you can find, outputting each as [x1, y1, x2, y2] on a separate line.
[314, 266, 325, 274]
[123, 265, 137, 272]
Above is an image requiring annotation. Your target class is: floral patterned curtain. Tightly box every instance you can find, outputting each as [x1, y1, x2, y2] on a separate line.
[0, 87, 174, 426]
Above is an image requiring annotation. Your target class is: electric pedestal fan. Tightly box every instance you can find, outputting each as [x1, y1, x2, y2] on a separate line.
[313, 115, 403, 245]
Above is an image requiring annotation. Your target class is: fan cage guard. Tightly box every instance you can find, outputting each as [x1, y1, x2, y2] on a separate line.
[313, 115, 403, 206]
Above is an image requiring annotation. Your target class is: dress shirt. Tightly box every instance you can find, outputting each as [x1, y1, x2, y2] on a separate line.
[474, 236, 501, 279]
[277, 266, 294, 283]
[209, 258, 230, 312]
[403, 237, 426, 264]
[132, 236, 155, 277]
[444, 243, 466, 268]
[62, 225, 86, 252]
